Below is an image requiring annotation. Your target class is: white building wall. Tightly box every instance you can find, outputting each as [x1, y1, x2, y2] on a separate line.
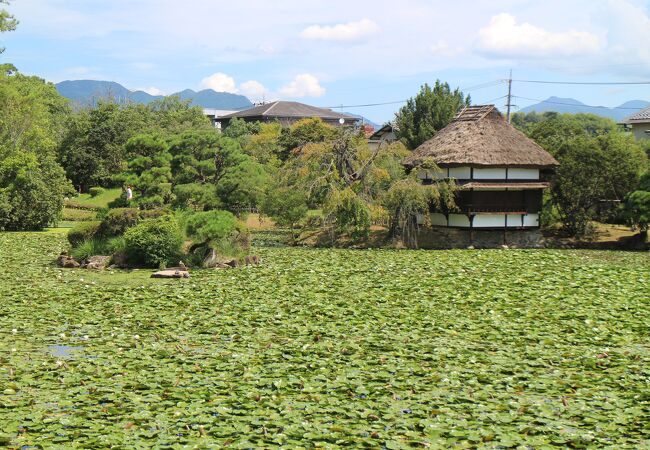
[418, 169, 446, 180]
[448, 214, 470, 227]
[508, 168, 539, 180]
[430, 213, 447, 226]
[473, 168, 507, 179]
[448, 167, 471, 179]
[507, 214, 524, 227]
[631, 124, 650, 140]
[473, 214, 506, 228]
[523, 214, 540, 227]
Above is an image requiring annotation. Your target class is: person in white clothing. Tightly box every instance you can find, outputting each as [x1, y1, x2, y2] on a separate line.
[126, 186, 133, 202]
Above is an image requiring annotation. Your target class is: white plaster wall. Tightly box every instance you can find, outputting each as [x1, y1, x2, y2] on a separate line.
[508, 168, 539, 180]
[473, 214, 506, 228]
[506, 214, 524, 227]
[473, 168, 507, 179]
[430, 213, 447, 226]
[523, 214, 540, 227]
[448, 167, 471, 179]
[448, 214, 470, 227]
[417, 169, 446, 180]
[416, 213, 425, 225]
[631, 124, 650, 140]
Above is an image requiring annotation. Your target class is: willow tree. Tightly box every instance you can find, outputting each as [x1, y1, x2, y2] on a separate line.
[383, 166, 457, 249]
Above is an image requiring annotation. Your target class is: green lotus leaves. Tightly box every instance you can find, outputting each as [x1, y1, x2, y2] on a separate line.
[0, 230, 648, 447]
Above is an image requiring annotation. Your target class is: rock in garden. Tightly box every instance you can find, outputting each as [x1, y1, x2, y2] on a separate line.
[244, 255, 261, 266]
[82, 255, 111, 270]
[110, 252, 129, 269]
[57, 253, 80, 268]
[225, 259, 239, 268]
[151, 269, 190, 279]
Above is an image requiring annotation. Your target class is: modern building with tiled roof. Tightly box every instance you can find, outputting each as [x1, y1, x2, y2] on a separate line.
[621, 106, 650, 140]
[216, 101, 360, 128]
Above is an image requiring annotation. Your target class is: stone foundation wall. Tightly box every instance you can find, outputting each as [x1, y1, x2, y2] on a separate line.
[416, 226, 543, 249]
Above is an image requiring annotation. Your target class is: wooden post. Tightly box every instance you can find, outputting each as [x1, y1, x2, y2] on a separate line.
[469, 214, 474, 246]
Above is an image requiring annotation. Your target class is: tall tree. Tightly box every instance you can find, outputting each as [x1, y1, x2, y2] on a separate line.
[395, 80, 470, 149]
[0, 0, 17, 54]
[524, 115, 648, 235]
[0, 68, 73, 230]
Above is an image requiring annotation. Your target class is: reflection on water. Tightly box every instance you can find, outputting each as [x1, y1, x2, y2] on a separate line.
[47, 345, 84, 359]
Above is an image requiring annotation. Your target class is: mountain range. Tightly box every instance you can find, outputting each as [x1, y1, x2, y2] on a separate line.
[55, 80, 253, 110]
[54, 79, 380, 128]
[519, 96, 650, 121]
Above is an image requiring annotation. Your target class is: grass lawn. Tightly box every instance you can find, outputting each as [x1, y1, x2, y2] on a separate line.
[65, 188, 122, 210]
[61, 207, 97, 222]
[0, 232, 648, 448]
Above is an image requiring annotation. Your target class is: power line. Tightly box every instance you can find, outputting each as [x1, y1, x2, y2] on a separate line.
[320, 79, 504, 110]
[511, 79, 650, 86]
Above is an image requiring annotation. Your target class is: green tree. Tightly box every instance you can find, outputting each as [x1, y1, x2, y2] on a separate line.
[383, 176, 457, 248]
[0, 150, 71, 230]
[169, 131, 268, 210]
[58, 102, 157, 189]
[549, 134, 647, 235]
[260, 185, 308, 241]
[395, 80, 470, 149]
[0, 0, 17, 54]
[0, 67, 73, 231]
[622, 172, 650, 237]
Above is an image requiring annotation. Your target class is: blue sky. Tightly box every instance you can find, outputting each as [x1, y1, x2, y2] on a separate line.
[2, 0, 650, 123]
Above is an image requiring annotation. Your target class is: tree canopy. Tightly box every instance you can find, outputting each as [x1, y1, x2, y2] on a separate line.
[395, 81, 470, 149]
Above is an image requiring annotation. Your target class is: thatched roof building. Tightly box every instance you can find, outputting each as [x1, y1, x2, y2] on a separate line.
[404, 105, 558, 169]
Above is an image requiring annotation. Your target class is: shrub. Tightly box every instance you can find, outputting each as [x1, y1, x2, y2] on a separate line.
[98, 208, 141, 237]
[137, 195, 164, 210]
[0, 151, 72, 231]
[67, 221, 101, 246]
[185, 210, 242, 243]
[88, 187, 105, 198]
[71, 238, 108, 262]
[107, 194, 128, 209]
[185, 210, 249, 260]
[123, 216, 183, 267]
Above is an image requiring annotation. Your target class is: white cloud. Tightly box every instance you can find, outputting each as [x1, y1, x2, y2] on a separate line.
[278, 74, 325, 98]
[239, 80, 267, 100]
[199, 72, 238, 93]
[430, 40, 463, 58]
[477, 13, 601, 57]
[137, 86, 165, 96]
[300, 18, 379, 42]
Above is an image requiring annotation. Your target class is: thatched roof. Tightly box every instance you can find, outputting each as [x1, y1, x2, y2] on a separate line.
[404, 105, 559, 169]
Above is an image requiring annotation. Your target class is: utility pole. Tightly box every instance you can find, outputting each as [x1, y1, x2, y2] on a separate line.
[506, 69, 513, 123]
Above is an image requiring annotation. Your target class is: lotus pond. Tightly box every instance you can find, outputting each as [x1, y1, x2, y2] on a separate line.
[0, 231, 648, 448]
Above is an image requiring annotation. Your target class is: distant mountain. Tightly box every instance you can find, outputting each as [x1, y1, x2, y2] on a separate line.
[55, 80, 253, 110]
[344, 113, 379, 129]
[519, 96, 650, 122]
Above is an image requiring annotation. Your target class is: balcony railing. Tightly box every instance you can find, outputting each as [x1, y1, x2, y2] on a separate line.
[439, 204, 529, 214]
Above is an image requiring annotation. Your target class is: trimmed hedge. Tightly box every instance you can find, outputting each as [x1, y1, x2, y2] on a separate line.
[67, 221, 101, 246]
[88, 187, 105, 198]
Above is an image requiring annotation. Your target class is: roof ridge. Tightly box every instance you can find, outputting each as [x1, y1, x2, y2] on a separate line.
[263, 101, 280, 115]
